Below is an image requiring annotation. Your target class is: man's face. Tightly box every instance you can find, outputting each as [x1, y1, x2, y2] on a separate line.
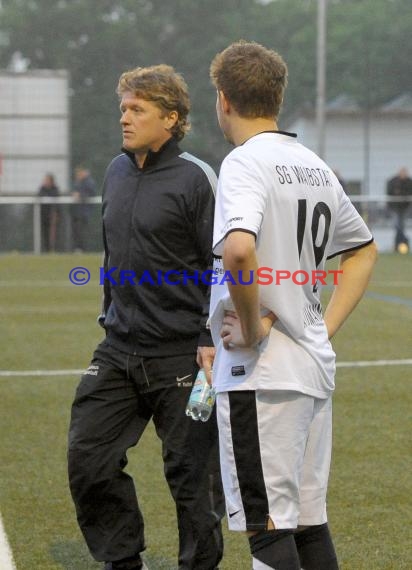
[119, 91, 175, 154]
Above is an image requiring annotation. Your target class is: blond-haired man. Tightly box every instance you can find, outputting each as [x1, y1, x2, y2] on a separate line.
[68, 65, 224, 570]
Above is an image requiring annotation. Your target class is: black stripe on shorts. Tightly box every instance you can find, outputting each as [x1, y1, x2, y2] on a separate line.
[228, 390, 269, 530]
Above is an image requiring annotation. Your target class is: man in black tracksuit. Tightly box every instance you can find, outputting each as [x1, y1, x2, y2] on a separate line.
[68, 65, 224, 570]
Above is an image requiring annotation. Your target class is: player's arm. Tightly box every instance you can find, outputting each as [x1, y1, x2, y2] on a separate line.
[221, 230, 275, 348]
[324, 241, 378, 339]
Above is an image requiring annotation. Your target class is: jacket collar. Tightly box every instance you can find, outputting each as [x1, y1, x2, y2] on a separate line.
[122, 137, 181, 170]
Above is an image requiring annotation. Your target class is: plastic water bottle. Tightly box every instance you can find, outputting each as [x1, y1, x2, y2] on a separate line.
[185, 368, 216, 422]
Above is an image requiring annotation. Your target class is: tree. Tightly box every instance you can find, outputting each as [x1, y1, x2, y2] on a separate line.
[1, 0, 411, 184]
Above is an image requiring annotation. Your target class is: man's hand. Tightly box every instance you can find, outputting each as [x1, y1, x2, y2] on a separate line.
[220, 310, 277, 349]
[196, 346, 215, 385]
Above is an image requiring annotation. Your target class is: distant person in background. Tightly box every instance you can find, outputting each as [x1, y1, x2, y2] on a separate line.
[71, 165, 96, 252]
[386, 167, 412, 252]
[38, 173, 59, 252]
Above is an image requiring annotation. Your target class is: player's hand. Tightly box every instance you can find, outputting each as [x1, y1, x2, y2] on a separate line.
[196, 346, 215, 385]
[260, 311, 277, 338]
[220, 310, 277, 349]
[220, 311, 247, 348]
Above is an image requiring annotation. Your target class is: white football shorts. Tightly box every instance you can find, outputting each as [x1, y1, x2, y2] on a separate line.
[216, 389, 332, 531]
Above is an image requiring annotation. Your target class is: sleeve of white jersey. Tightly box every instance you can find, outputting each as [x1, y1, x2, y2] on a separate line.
[213, 152, 266, 256]
[327, 187, 373, 259]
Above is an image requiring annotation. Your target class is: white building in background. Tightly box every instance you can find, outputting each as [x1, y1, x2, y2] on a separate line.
[285, 93, 412, 196]
[0, 69, 70, 195]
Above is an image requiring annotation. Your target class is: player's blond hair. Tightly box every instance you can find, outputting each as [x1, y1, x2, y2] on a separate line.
[210, 40, 288, 119]
[117, 64, 190, 141]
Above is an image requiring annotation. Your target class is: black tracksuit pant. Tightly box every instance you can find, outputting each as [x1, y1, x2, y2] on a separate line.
[68, 340, 224, 569]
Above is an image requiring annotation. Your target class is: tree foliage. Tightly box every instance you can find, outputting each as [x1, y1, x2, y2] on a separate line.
[1, 0, 411, 184]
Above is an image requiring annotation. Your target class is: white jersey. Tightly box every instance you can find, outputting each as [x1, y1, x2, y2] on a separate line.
[210, 131, 373, 398]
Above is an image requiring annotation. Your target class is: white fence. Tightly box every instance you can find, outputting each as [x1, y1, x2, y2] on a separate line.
[0, 196, 101, 254]
[0, 195, 411, 254]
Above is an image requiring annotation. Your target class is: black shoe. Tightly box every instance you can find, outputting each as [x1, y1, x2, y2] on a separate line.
[104, 557, 147, 570]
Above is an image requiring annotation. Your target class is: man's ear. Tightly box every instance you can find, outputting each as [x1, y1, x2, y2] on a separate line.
[165, 110, 178, 130]
[218, 90, 231, 114]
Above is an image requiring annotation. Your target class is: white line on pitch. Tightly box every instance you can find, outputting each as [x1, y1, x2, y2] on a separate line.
[0, 513, 16, 570]
[336, 358, 412, 368]
[0, 359, 412, 378]
[0, 369, 84, 377]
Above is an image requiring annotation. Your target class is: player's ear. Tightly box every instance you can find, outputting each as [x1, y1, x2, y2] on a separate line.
[218, 90, 231, 114]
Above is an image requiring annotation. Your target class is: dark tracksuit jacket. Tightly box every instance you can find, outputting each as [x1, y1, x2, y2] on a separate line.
[101, 136, 216, 354]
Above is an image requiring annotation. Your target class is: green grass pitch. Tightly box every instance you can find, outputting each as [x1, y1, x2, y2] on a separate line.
[0, 252, 411, 569]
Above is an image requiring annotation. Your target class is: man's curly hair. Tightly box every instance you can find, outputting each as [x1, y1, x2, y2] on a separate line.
[117, 64, 190, 141]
